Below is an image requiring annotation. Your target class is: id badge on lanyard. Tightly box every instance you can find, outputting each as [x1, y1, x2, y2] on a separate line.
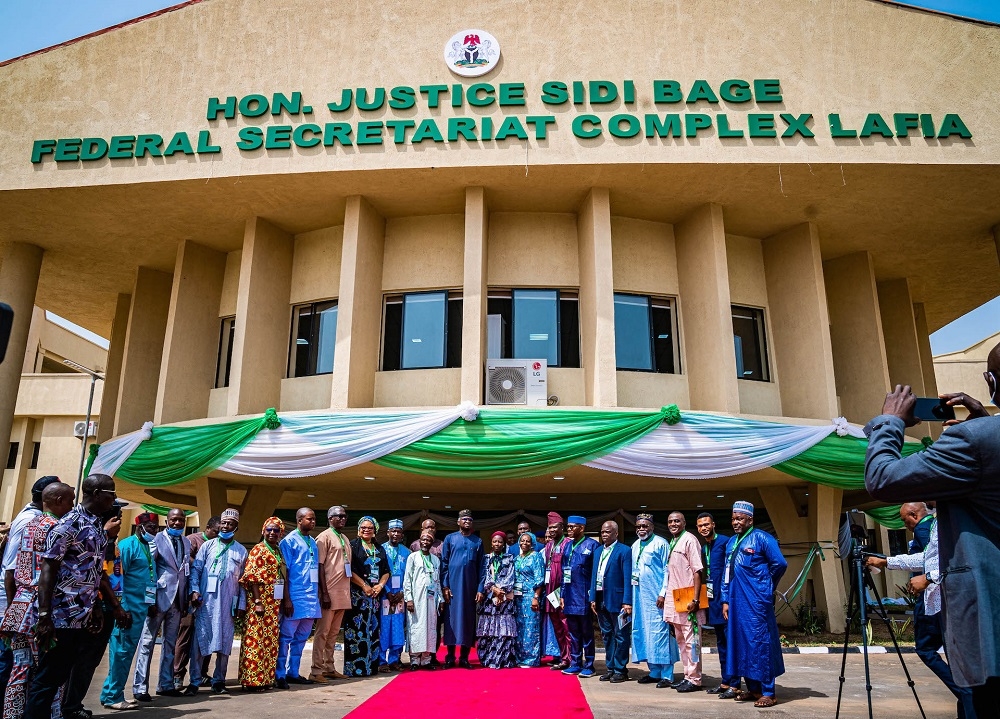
[631, 570, 640, 586]
[206, 575, 219, 594]
[514, 581, 523, 596]
[563, 568, 572, 585]
[273, 581, 284, 600]
[391, 575, 401, 591]
[544, 569, 551, 584]
[309, 566, 319, 584]
[706, 581, 714, 599]
[144, 586, 157, 605]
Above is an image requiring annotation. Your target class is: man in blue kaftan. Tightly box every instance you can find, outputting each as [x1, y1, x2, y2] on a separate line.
[720, 501, 787, 707]
[630, 513, 679, 686]
[441, 509, 483, 668]
[380, 519, 410, 670]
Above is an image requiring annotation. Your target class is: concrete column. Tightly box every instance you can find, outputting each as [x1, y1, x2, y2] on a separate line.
[808, 484, 847, 631]
[194, 476, 229, 524]
[913, 302, 942, 439]
[156, 241, 227, 424]
[331, 196, 385, 408]
[0, 418, 34, 523]
[757, 485, 807, 628]
[114, 268, 172, 435]
[877, 278, 925, 438]
[97, 293, 132, 442]
[237, 484, 284, 543]
[674, 204, 740, 412]
[577, 188, 618, 407]
[0, 242, 42, 470]
[21, 307, 45, 374]
[823, 252, 890, 424]
[762, 223, 838, 419]
[228, 218, 294, 416]
[461, 187, 489, 404]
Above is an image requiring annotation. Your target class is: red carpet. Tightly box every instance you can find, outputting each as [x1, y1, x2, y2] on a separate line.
[344, 651, 593, 718]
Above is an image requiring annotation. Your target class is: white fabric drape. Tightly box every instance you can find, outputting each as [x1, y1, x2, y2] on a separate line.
[90, 421, 153, 477]
[216, 405, 470, 478]
[585, 413, 864, 479]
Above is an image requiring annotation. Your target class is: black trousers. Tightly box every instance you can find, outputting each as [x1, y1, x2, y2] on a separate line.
[595, 604, 630, 675]
[971, 677, 1000, 718]
[26, 629, 90, 719]
[62, 608, 115, 714]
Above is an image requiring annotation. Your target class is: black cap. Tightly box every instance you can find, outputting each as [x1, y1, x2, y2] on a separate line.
[31, 476, 61, 503]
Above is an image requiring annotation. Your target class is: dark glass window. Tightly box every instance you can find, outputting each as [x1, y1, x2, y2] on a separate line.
[382, 291, 462, 371]
[29, 442, 41, 470]
[732, 305, 770, 381]
[613, 294, 678, 373]
[215, 317, 236, 388]
[486, 289, 580, 368]
[289, 301, 338, 378]
[887, 529, 908, 558]
[6, 442, 18, 470]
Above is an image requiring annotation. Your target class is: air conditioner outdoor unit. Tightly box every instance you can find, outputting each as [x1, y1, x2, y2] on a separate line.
[485, 359, 547, 406]
[73, 421, 98, 438]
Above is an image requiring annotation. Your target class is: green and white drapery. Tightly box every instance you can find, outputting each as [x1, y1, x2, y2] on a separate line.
[87, 403, 924, 522]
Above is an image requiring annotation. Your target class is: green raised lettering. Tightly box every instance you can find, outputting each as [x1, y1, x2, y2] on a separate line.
[419, 85, 448, 108]
[938, 114, 972, 139]
[163, 132, 195, 156]
[541, 81, 569, 105]
[644, 114, 682, 138]
[828, 114, 857, 138]
[623, 80, 635, 104]
[653, 80, 682, 103]
[328, 90, 353, 112]
[134, 134, 163, 158]
[388, 86, 416, 110]
[272, 92, 306, 115]
[686, 80, 718, 103]
[685, 114, 712, 138]
[55, 138, 82, 162]
[452, 84, 463, 107]
[780, 113, 813, 138]
[573, 81, 585, 104]
[720, 79, 751, 103]
[356, 88, 386, 111]
[467, 83, 495, 107]
[196, 130, 221, 154]
[748, 114, 776, 138]
[589, 81, 618, 104]
[892, 114, 919, 138]
[79, 138, 108, 161]
[207, 96, 236, 120]
[239, 95, 269, 118]
[323, 123, 353, 146]
[236, 127, 263, 151]
[524, 115, 556, 140]
[292, 124, 322, 148]
[499, 83, 526, 106]
[717, 115, 744, 138]
[572, 114, 601, 138]
[482, 117, 493, 141]
[31, 139, 56, 164]
[495, 116, 528, 141]
[356, 121, 384, 145]
[860, 113, 893, 138]
[448, 117, 477, 142]
[108, 136, 135, 159]
[753, 79, 782, 103]
[608, 114, 641, 138]
[920, 114, 935, 138]
[386, 120, 415, 143]
[264, 125, 292, 150]
[411, 119, 443, 143]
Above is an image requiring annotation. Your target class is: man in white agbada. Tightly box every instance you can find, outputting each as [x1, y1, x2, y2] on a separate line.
[403, 531, 444, 670]
[186, 509, 247, 695]
[630, 513, 680, 686]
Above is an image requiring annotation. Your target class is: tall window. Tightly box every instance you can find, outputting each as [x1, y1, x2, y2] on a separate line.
[382, 291, 463, 371]
[5, 442, 18, 470]
[486, 289, 580, 367]
[613, 294, 679, 373]
[29, 442, 41, 470]
[732, 305, 770, 381]
[289, 301, 338, 377]
[215, 317, 236, 388]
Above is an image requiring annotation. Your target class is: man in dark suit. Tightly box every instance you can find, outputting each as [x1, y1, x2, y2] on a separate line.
[696, 512, 738, 697]
[865, 341, 1000, 715]
[590, 520, 633, 683]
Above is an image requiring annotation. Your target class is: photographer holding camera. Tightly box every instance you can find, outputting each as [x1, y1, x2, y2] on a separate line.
[864, 342, 1000, 714]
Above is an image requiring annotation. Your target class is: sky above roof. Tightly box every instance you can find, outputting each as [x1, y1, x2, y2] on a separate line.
[1, 0, 997, 353]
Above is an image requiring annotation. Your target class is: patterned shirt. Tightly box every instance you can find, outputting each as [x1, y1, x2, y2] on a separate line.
[42, 503, 108, 629]
[0, 513, 58, 635]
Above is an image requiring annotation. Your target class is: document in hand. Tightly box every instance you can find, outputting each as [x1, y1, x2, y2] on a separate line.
[672, 585, 709, 613]
[546, 587, 562, 609]
[617, 609, 632, 632]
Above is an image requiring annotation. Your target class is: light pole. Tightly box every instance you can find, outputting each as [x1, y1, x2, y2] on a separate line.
[65, 359, 104, 502]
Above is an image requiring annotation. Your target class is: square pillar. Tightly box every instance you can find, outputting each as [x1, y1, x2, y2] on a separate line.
[237, 484, 285, 543]
[228, 218, 294, 416]
[808, 485, 847, 630]
[114, 268, 172, 435]
[194, 476, 229, 525]
[823, 252, 890, 424]
[97, 293, 132, 442]
[156, 241, 227, 424]
[331, 196, 385, 408]
[0, 418, 34, 523]
[577, 188, 618, 407]
[762, 223, 838, 419]
[674, 204, 739, 412]
[461, 187, 488, 404]
[877, 278, 925, 438]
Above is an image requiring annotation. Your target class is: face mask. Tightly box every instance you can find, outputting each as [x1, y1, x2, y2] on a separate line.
[219, 530, 236, 541]
[141, 530, 156, 543]
[166, 527, 184, 538]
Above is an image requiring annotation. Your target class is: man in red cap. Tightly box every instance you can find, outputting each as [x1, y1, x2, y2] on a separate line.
[541, 512, 572, 669]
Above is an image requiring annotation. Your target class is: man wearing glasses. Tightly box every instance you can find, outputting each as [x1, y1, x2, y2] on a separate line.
[865, 341, 1000, 716]
[310, 506, 352, 682]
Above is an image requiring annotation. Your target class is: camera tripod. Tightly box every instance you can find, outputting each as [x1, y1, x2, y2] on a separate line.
[834, 540, 926, 719]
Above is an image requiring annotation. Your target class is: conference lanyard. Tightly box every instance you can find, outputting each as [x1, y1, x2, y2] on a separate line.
[597, 544, 613, 577]
[421, 552, 434, 575]
[724, 529, 753, 583]
[635, 537, 652, 569]
[703, 542, 711, 581]
[139, 540, 156, 583]
[297, 529, 316, 565]
[211, 540, 234, 575]
[263, 541, 283, 566]
[667, 531, 685, 562]
[490, 554, 502, 581]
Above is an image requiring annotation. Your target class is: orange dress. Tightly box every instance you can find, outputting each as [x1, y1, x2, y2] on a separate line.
[238, 542, 283, 687]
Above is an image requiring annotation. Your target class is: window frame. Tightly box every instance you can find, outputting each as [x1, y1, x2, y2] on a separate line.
[381, 289, 463, 371]
[215, 316, 236, 389]
[287, 299, 339, 379]
[613, 292, 680, 374]
[486, 287, 581, 368]
[731, 304, 771, 382]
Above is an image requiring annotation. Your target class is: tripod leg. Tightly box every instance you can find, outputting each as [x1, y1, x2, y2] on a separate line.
[855, 558, 874, 719]
[835, 564, 860, 719]
[862, 570, 928, 719]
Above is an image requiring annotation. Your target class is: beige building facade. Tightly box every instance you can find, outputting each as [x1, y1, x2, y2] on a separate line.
[2, 0, 1000, 628]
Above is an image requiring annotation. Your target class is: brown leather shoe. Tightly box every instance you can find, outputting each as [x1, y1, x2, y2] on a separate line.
[322, 670, 347, 680]
[307, 673, 328, 684]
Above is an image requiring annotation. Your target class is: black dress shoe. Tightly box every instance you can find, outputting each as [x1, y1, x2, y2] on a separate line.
[444, 657, 456, 669]
[637, 675, 658, 685]
[157, 689, 183, 697]
[426, 664, 437, 671]
[676, 680, 700, 693]
[550, 661, 569, 671]
[706, 685, 727, 694]
[718, 687, 738, 699]
[274, 678, 289, 690]
[211, 684, 230, 695]
[599, 672, 614, 681]
[655, 679, 674, 689]
[133, 694, 152, 703]
[458, 659, 473, 669]
[286, 675, 313, 685]
[182, 685, 198, 697]
[610, 673, 628, 683]
[670, 679, 685, 689]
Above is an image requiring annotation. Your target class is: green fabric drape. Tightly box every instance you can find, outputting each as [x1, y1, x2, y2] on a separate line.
[774, 434, 925, 490]
[114, 415, 272, 486]
[375, 408, 669, 479]
[141, 504, 195, 517]
[864, 505, 906, 530]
